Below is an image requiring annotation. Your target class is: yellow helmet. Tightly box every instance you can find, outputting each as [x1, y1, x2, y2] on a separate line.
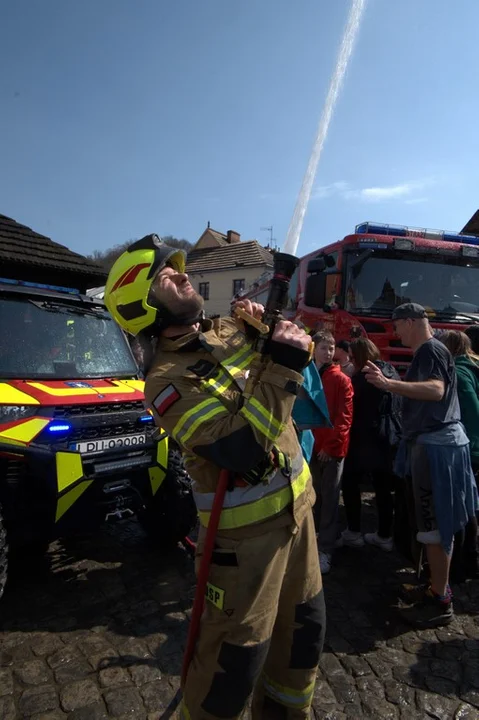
[104, 234, 186, 336]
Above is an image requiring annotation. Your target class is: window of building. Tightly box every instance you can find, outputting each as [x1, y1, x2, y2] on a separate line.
[233, 279, 245, 296]
[199, 282, 210, 300]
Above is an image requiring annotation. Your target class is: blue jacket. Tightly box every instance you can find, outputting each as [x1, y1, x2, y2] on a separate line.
[292, 361, 331, 462]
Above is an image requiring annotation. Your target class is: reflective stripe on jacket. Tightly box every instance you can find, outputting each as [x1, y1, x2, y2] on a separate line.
[144, 317, 315, 532]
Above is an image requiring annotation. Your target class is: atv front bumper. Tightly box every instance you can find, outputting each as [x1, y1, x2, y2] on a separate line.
[0, 436, 169, 540]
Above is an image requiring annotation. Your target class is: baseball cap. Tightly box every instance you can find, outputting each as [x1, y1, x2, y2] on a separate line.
[392, 303, 428, 320]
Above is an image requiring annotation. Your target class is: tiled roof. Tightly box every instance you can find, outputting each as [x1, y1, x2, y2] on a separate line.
[207, 229, 228, 246]
[0, 214, 106, 279]
[186, 240, 274, 273]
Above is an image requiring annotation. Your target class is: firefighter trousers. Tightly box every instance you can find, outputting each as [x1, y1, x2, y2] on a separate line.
[180, 509, 325, 719]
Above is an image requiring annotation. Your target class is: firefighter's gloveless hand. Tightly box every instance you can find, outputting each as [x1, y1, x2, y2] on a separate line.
[232, 299, 265, 332]
[270, 320, 312, 372]
[272, 320, 310, 350]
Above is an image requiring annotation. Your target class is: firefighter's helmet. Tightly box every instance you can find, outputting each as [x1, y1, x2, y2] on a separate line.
[104, 234, 186, 336]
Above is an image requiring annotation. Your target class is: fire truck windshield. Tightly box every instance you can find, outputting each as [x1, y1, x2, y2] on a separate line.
[0, 296, 138, 379]
[344, 250, 479, 320]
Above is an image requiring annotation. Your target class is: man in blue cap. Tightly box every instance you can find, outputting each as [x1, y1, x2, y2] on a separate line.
[364, 303, 478, 628]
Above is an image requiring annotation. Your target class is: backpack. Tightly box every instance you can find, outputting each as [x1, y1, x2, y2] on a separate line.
[376, 390, 402, 448]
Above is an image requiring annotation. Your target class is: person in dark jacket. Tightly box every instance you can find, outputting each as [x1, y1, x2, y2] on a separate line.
[334, 339, 355, 378]
[337, 338, 402, 551]
[441, 330, 479, 579]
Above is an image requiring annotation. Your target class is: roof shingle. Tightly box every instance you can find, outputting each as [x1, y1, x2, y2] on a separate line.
[186, 241, 274, 273]
[0, 214, 106, 282]
[207, 229, 228, 246]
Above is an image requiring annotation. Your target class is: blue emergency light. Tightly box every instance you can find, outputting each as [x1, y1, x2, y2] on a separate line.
[47, 422, 72, 433]
[139, 414, 154, 423]
[0, 277, 80, 295]
[355, 222, 479, 246]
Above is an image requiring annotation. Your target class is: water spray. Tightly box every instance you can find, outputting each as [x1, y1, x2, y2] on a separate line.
[283, 0, 367, 257]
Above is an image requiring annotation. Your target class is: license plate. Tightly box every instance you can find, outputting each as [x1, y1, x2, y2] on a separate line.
[72, 433, 147, 454]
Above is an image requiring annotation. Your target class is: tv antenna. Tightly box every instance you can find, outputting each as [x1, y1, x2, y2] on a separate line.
[260, 225, 277, 250]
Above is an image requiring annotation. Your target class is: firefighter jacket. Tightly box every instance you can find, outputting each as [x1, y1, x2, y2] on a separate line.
[144, 317, 315, 535]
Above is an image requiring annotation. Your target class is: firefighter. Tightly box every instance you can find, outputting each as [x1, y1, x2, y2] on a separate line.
[104, 234, 326, 720]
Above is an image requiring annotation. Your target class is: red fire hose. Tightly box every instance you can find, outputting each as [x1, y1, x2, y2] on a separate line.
[181, 467, 230, 688]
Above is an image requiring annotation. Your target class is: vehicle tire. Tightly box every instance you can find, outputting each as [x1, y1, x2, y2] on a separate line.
[0, 504, 8, 601]
[139, 447, 197, 547]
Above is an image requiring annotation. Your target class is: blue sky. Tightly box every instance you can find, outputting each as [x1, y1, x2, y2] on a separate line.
[1, 0, 478, 258]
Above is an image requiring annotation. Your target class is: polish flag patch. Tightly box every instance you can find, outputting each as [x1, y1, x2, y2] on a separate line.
[153, 384, 181, 417]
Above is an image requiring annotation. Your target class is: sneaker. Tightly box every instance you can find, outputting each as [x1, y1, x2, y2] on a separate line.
[335, 529, 365, 548]
[364, 532, 393, 552]
[319, 552, 332, 574]
[399, 588, 454, 629]
[399, 582, 452, 605]
[398, 582, 429, 604]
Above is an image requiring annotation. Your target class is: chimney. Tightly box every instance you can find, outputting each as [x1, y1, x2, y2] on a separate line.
[227, 230, 241, 244]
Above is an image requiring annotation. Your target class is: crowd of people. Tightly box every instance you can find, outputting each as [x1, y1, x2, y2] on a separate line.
[104, 238, 479, 717]
[310, 303, 479, 628]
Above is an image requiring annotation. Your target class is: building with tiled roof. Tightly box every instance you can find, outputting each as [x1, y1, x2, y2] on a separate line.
[186, 225, 274, 315]
[0, 214, 106, 292]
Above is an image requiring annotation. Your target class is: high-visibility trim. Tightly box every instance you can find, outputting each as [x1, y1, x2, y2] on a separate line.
[27, 382, 136, 397]
[197, 461, 310, 530]
[201, 368, 234, 398]
[221, 343, 254, 377]
[56, 480, 93, 522]
[56, 452, 83, 493]
[0, 417, 50, 443]
[228, 351, 253, 377]
[200, 345, 255, 398]
[240, 397, 284, 442]
[0, 383, 40, 405]
[148, 466, 167, 496]
[249, 397, 283, 434]
[173, 397, 228, 446]
[179, 701, 191, 720]
[150, 434, 169, 494]
[195, 452, 303, 512]
[262, 674, 315, 709]
[240, 406, 276, 441]
[122, 379, 145, 392]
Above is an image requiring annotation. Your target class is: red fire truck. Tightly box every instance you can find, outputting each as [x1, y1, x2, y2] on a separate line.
[242, 222, 479, 372]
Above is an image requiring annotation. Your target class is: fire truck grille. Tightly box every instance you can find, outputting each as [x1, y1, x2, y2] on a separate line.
[37, 402, 154, 445]
[52, 401, 145, 418]
[68, 421, 144, 442]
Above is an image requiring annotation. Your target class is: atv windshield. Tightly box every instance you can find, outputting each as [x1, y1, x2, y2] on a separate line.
[344, 250, 479, 321]
[0, 296, 138, 379]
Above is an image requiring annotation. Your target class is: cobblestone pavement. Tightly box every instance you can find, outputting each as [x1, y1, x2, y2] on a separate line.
[0, 496, 478, 720]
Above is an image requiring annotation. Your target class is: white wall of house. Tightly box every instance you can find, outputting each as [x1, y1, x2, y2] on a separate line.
[188, 267, 266, 316]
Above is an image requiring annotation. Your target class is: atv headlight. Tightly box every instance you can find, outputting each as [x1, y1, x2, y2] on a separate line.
[0, 406, 38, 424]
